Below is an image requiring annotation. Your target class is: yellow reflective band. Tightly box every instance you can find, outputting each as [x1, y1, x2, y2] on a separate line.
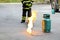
[24, 8, 29, 9]
[22, 17, 26, 20]
[28, 4, 31, 6]
[23, 7, 31, 9]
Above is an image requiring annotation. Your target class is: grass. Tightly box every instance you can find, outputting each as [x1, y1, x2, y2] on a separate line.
[0, 0, 21, 3]
[0, 0, 44, 3]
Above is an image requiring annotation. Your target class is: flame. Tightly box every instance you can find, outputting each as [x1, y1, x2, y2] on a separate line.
[26, 10, 37, 34]
[27, 17, 33, 34]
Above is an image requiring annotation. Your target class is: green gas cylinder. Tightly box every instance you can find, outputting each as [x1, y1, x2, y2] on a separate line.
[42, 14, 51, 33]
[51, 8, 55, 14]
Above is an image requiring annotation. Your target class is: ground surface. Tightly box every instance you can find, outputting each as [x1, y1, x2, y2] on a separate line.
[0, 4, 60, 40]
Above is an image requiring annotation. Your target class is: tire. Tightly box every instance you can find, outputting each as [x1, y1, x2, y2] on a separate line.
[52, 8, 59, 12]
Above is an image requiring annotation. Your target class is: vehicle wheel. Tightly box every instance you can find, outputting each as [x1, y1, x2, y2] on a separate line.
[55, 9, 59, 12]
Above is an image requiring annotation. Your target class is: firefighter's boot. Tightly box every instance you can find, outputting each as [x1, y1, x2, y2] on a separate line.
[21, 20, 25, 23]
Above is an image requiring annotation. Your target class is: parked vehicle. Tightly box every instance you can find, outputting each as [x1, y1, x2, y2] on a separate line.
[51, 0, 60, 12]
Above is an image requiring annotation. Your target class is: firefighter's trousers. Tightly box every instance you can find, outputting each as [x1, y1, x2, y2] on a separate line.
[21, 8, 31, 21]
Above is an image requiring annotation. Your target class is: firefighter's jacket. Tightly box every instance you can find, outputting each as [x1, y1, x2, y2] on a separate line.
[21, 0, 33, 9]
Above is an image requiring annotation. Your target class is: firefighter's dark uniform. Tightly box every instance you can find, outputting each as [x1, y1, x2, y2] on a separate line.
[21, 0, 33, 23]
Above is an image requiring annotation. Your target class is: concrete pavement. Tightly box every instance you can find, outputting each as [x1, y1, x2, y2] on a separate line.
[0, 4, 60, 40]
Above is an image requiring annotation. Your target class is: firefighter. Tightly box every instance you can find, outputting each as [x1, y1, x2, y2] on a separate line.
[21, 0, 33, 23]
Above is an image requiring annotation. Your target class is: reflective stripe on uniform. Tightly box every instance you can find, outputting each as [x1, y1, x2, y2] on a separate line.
[26, 4, 32, 7]
[23, 7, 31, 9]
[22, 16, 26, 20]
